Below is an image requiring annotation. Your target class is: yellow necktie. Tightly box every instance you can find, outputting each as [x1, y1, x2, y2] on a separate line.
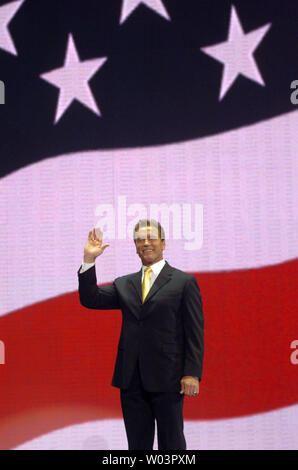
[142, 266, 152, 303]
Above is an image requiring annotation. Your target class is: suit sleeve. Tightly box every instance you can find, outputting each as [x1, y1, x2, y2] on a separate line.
[182, 275, 204, 382]
[78, 264, 120, 310]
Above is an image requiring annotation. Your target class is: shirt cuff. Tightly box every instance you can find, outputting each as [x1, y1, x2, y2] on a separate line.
[80, 260, 95, 273]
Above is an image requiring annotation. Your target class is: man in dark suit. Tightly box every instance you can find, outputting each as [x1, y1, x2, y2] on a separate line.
[78, 219, 204, 450]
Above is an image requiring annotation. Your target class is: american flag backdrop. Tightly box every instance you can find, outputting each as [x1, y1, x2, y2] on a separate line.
[0, 0, 297, 450]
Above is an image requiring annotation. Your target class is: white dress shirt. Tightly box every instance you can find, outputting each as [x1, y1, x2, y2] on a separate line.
[141, 258, 165, 288]
[80, 260, 96, 274]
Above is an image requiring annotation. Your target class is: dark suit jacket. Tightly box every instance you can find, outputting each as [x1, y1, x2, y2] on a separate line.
[78, 260, 204, 392]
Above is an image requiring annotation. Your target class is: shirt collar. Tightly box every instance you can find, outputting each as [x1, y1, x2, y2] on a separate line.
[142, 258, 165, 276]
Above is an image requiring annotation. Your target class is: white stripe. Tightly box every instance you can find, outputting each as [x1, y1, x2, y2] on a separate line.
[13, 403, 298, 450]
[0, 110, 297, 316]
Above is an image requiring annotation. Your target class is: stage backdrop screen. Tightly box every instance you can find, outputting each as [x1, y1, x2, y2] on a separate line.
[0, 0, 297, 450]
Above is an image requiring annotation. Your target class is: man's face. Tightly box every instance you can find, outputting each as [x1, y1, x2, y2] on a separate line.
[134, 225, 165, 266]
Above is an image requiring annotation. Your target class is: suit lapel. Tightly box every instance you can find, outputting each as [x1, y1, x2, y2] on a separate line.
[129, 269, 143, 304]
[129, 260, 173, 306]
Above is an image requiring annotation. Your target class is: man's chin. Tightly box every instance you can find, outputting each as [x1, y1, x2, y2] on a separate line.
[142, 254, 155, 265]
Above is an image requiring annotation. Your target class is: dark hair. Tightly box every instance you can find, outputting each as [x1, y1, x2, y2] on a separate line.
[133, 219, 165, 241]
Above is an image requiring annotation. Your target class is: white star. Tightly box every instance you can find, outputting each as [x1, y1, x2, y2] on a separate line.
[120, 0, 170, 24]
[0, 0, 25, 55]
[40, 34, 107, 124]
[201, 5, 271, 100]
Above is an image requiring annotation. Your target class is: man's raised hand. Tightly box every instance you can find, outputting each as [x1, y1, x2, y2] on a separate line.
[83, 227, 110, 263]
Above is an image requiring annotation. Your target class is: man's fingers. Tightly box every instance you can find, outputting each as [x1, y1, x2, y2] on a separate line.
[88, 230, 96, 240]
[95, 227, 103, 240]
[88, 228, 103, 242]
[180, 384, 199, 396]
[180, 390, 195, 396]
[185, 391, 198, 396]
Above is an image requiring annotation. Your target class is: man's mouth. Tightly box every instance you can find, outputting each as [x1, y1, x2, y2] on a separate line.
[143, 249, 153, 253]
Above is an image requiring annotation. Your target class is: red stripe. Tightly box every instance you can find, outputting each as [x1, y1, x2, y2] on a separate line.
[0, 259, 297, 448]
